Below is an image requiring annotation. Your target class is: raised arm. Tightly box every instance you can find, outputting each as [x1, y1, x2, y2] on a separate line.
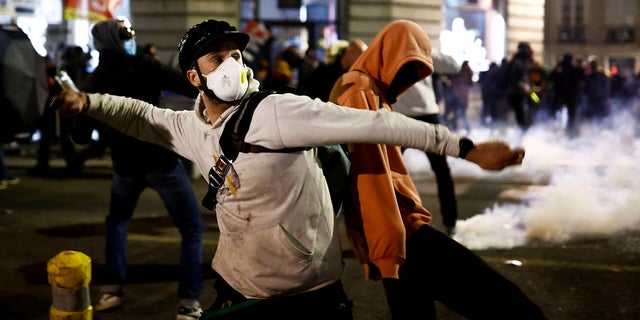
[50, 90, 193, 156]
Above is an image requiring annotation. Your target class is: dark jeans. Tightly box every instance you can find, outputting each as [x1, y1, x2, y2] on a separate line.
[204, 279, 353, 320]
[406, 114, 458, 229]
[101, 161, 203, 300]
[507, 93, 531, 131]
[385, 224, 547, 319]
[551, 97, 579, 137]
[443, 94, 469, 132]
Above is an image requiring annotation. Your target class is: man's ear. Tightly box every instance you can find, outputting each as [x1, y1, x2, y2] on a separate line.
[186, 69, 201, 87]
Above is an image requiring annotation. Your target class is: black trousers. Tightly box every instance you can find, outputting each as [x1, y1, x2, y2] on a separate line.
[204, 279, 353, 320]
[507, 93, 531, 131]
[385, 224, 547, 319]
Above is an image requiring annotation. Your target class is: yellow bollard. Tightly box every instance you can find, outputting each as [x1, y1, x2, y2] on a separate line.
[47, 251, 93, 320]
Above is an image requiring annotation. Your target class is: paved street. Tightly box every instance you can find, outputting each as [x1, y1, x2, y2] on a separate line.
[1, 132, 639, 319]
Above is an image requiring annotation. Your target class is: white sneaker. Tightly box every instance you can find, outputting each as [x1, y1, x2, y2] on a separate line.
[177, 305, 203, 320]
[94, 293, 123, 311]
[1, 176, 20, 185]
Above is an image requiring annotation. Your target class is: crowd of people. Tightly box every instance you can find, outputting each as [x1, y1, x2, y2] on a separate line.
[476, 42, 640, 138]
[267, 39, 640, 142]
[290, 38, 640, 141]
[8, 14, 640, 320]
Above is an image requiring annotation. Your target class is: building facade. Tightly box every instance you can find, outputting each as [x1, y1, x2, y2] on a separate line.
[544, 0, 640, 73]
[125, 0, 546, 73]
[12, 1, 640, 76]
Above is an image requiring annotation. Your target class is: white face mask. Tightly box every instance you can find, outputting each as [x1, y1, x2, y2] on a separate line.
[204, 57, 249, 102]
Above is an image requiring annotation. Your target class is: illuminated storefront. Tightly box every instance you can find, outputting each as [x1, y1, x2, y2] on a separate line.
[441, 0, 510, 77]
[0, 0, 129, 60]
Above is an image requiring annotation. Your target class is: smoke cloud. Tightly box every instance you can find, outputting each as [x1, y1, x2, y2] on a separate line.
[404, 108, 640, 250]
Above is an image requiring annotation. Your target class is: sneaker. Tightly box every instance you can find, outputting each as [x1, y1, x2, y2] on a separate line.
[1, 176, 20, 186]
[177, 305, 203, 320]
[94, 293, 123, 311]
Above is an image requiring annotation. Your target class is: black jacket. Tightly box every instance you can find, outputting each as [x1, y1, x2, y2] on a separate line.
[301, 60, 345, 102]
[84, 50, 198, 175]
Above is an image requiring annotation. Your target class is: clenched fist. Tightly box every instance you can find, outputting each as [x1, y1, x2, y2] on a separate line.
[50, 90, 89, 117]
[465, 141, 525, 171]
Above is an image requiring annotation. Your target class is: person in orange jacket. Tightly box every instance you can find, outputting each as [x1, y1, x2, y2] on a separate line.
[329, 20, 546, 319]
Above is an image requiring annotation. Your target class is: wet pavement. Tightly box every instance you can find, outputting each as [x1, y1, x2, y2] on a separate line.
[1, 145, 639, 320]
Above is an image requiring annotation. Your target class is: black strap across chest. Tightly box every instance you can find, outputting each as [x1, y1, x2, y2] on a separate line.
[220, 90, 307, 161]
[201, 90, 307, 210]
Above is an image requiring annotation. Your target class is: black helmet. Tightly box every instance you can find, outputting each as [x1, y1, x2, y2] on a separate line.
[178, 20, 250, 74]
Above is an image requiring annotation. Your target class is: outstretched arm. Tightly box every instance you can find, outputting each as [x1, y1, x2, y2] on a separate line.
[50, 90, 195, 159]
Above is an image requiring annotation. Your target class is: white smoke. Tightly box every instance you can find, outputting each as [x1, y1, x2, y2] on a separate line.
[405, 109, 640, 250]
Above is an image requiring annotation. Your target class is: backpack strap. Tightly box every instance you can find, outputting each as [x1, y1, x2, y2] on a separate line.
[201, 90, 307, 210]
[220, 90, 307, 159]
[220, 90, 273, 160]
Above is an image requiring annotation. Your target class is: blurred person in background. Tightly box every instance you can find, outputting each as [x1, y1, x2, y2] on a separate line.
[29, 57, 90, 176]
[505, 42, 535, 132]
[548, 52, 585, 137]
[442, 61, 473, 133]
[265, 45, 303, 92]
[142, 42, 159, 60]
[581, 55, 610, 126]
[84, 18, 203, 320]
[301, 38, 367, 102]
[297, 47, 320, 92]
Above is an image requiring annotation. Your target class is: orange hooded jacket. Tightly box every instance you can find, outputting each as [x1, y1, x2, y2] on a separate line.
[329, 20, 435, 280]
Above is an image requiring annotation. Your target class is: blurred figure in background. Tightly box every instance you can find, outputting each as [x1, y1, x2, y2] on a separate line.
[505, 42, 535, 132]
[548, 52, 584, 137]
[142, 42, 159, 60]
[57, 45, 90, 89]
[85, 18, 203, 320]
[301, 38, 367, 101]
[266, 45, 303, 92]
[443, 60, 473, 133]
[527, 60, 550, 124]
[29, 57, 70, 176]
[581, 55, 610, 126]
[478, 61, 500, 127]
[297, 47, 320, 92]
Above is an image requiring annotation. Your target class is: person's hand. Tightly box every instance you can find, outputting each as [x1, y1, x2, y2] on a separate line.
[465, 141, 525, 171]
[50, 90, 88, 117]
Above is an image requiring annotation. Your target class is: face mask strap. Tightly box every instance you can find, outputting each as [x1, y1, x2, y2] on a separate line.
[193, 60, 227, 103]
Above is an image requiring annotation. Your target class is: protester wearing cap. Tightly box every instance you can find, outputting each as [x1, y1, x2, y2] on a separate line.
[51, 19, 525, 319]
